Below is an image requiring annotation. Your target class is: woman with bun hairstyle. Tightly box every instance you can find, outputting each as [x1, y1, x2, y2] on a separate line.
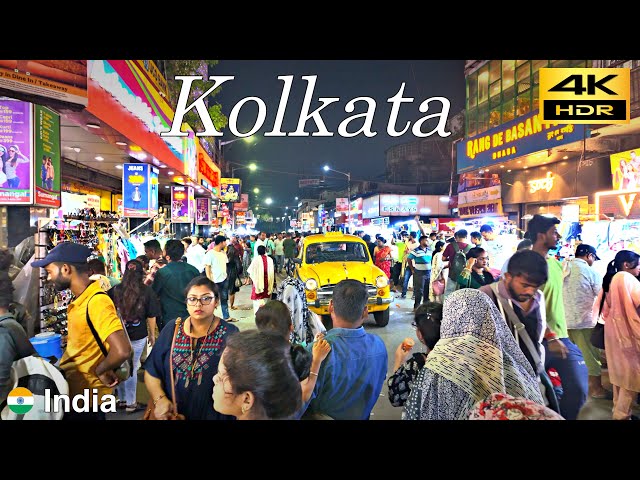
[212, 329, 313, 420]
[592, 249, 640, 420]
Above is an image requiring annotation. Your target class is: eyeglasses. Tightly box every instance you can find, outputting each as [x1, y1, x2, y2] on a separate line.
[186, 296, 215, 306]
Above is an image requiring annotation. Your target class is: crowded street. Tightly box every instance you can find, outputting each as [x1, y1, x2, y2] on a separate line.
[2, 59, 640, 422]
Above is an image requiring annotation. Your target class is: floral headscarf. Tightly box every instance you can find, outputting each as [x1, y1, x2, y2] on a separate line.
[469, 392, 564, 420]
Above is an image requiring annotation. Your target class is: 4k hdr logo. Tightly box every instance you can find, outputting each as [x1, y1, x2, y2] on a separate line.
[540, 68, 630, 124]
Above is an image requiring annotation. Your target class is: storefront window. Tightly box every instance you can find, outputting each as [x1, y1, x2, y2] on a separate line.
[532, 60, 549, 85]
[502, 60, 515, 90]
[477, 102, 489, 134]
[489, 107, 501, 128]
[502, 99, 515, 123]
[516, 93, 531, 116]
[516, 60, 528, 67]
[467, 72, 478, 108]
[532, 85, 540, 111]
[489, 60, 501, 84]
[478, 65, 489, 105]
[516, 61, 531, 94]
[467, 108, 477, 137]
[551, 60, 571, 68]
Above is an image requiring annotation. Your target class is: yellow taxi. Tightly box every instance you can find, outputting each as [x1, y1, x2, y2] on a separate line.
[292, 232, 392, 327]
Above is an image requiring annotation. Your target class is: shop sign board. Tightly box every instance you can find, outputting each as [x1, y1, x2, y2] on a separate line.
[34, 104, 61, 207]
[171, 186, 194, 223]
[457, 110, 587, 173]
[196, 197, 211, 225]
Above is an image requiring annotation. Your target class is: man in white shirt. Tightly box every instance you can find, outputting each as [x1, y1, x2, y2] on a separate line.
[183, 237, 206, 273]
[563, 243, 607, 399]
[274, 233, 285, 274]
[253, 231, 268, 257]
[204, 235, 235, 321]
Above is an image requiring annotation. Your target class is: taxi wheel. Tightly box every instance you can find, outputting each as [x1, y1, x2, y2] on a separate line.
[373, 309, 389, 327]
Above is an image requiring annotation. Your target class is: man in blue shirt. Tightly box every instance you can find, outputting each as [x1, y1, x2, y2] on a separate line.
[302, 280, 388, 420]
[407, 236, 432, 311]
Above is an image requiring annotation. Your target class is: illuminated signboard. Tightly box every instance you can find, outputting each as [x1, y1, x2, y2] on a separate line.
[596, 189, 640, 219]
[171, 186, 194, 223]
[528, 172, 555, 194]
[610, 147, 640, 190]
[457, 110, 588, 173]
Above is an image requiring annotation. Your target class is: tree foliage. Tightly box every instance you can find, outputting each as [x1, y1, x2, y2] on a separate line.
[165, 60, 228, 132]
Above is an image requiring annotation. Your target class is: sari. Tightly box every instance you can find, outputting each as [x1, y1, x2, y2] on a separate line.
[374, 245, 392, 278]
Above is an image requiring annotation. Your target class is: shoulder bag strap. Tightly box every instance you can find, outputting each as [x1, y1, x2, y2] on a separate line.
[490, 283, 544, 374]
[169, 317, 183, 416]
[86, 291, 109, 357]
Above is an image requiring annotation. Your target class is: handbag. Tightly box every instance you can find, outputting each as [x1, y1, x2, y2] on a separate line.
[86, 292, 134, 382]
[143, 318, 185, 420]
[590, 292, 607, 349]
[235, 276, 243, 289]
[432, 277, 445, 296]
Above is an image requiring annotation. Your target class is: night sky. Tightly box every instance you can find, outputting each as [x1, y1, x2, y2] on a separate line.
[212, 60, 466, 212]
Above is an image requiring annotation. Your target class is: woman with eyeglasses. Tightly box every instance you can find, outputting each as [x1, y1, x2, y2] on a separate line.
[144, 276, 239, 420]
[387, 302, 442, 408]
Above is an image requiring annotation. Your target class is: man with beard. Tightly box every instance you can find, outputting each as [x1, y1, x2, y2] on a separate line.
[32, 242, 131, 420]
[480, 249, 549, 373]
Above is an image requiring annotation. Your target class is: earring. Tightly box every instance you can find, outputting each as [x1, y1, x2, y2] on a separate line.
[241, 405, 248, 414]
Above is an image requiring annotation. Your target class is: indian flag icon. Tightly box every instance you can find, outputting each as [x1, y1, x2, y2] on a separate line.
[8, 387, 34, 414]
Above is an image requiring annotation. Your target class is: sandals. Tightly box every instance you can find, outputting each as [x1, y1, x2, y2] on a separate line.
[224, 317, 239, 323]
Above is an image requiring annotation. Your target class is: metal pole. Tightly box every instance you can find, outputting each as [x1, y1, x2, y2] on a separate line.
[347, 172, 351, 234]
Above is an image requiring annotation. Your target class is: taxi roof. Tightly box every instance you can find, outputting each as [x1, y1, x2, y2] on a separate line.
[302, 232, 364, 244]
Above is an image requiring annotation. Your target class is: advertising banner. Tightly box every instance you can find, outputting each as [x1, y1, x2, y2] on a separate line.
[123, 163, 150, 218]
[197, 142, 220, 194]
[196, 197, 211, 225]
[171, 186, 194, 223]
[220, 178, 241, 202]
[299, 179, 321, 188]
[458, 185, 502, 206]
[0, 99, 32, 204]
[217, 203, 230, 218]
[336, 197, 349, 213]
[235, 211, 246, 225]
[182, 123, 198, 181]
[0, 60, 88, 107]
[235, 193, 249, 211]
[458, 172, 501, 193]
[610, 147, 640, 190]
[150, 167, 159, 216]
[34, 104, 61, 207]
[457, 110, 588, 173]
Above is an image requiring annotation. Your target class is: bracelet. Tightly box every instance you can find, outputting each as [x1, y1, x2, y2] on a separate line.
[309, 371, 318, 377]
[153, 394, 166, 406]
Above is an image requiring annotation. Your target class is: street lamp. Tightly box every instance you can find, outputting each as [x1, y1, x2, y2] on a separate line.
[323, 165, 351, 233]
[230, 162, 257, 178]
[265, 198, 273, 205]
[253, 188, 260, 194]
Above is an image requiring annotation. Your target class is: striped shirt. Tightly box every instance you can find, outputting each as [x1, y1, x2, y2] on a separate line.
[408, 246, 432, 271]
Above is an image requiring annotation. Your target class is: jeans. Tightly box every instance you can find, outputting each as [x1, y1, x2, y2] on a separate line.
[7, 177, 20, 188]
[216, 277, 230, 319]
[401, 268, 412, 296]
[116, 337, 147, 406]
[543, 337, 588, 420]
[412, 270, 430, 309]
[276, 255, 284, 272]
[443, 276, 458, 301]
[391, 263, 402, 287]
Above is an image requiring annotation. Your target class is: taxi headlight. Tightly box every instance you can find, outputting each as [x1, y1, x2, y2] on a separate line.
[305, 279, 318, 291]
[375, 275, 389, 288]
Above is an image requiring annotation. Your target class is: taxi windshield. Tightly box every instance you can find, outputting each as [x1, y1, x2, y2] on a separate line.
[305, 242, 369, 264]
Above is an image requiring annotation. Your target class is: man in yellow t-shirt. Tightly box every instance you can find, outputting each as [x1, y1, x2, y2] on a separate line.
[33, 242, 131, 420]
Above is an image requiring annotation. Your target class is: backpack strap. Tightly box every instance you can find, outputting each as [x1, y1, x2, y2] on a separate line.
[489, 283, 544, 374]
[86, 291, 109, 357]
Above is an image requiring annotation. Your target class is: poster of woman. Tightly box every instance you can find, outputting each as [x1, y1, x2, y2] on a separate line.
[0, 99, 32, 204]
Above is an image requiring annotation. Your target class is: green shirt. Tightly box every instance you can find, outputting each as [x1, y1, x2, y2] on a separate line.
[152, 261, 201, 322]
[283, 238, 296, 258]
[542, 258, 569, 339]
[396, 241, 406, 262]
